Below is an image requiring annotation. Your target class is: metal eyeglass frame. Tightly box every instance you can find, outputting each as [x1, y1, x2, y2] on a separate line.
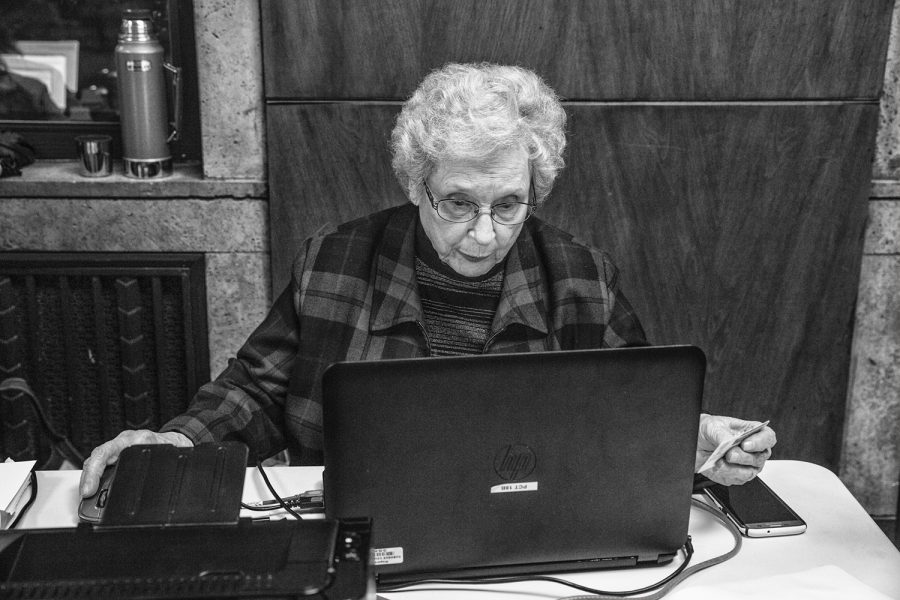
[423, 178, 537, 225]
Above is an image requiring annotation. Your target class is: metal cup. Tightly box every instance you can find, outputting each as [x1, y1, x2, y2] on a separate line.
[75, 135, 113, 177]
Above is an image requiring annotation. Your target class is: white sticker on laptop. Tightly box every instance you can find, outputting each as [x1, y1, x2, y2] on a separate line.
[490, 481, 538, 494]
[372, 547, 404, 565]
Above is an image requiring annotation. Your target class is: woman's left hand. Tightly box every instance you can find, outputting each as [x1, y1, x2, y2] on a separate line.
[696, 414, 776, 485]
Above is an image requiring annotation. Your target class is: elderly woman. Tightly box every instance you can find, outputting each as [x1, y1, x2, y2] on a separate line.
[80, 63, 774, 496]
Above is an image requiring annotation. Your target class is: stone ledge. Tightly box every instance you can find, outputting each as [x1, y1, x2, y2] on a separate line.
[0, 198, 268, 253]
[871, 179, 900, 199]
[0, 161, 267, 200]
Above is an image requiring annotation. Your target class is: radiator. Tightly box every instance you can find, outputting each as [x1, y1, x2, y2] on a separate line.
[0, 253, 210, 464]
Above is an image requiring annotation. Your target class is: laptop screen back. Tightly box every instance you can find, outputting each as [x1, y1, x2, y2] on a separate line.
[322, 345, 704, 583]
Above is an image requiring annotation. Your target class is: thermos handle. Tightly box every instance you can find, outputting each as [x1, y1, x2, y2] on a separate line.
[164, 62, 182, 143]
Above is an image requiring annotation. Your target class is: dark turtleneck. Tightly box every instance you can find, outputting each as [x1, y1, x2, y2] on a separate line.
[414, 219, 505, 355]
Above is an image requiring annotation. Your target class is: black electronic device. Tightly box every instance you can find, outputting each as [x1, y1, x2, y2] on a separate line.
[0, 518, 372, 599]
[323, 345, 705, 584]
[78, 442, 247, 526]
[703, 477, 807, 537]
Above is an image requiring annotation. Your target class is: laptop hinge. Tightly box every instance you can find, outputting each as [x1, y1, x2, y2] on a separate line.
[377, 555, 647, 586]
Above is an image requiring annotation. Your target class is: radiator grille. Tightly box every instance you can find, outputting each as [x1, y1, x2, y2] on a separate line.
[0, 253, 210, 464]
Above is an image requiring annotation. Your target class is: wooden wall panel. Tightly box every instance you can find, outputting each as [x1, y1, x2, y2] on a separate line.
[267, 103, 407, 286]
[261, 1, 890, 469]
[267, 102, 876, 468]
[550, 103, 876, 468]
[262, 0, 892, 101]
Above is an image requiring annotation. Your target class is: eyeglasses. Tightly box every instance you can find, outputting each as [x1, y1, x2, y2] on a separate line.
[423, 179, 536, 225]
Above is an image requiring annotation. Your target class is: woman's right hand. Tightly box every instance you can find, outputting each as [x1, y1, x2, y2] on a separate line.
[79, 429, 193, 497]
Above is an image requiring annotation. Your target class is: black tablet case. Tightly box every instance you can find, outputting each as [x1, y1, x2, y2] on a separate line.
[99, 442, 247, 526]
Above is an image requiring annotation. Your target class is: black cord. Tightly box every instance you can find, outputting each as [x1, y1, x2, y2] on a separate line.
[378, 540, 693, 595]
[239, 462, 306, 520]
[240, 502, 285, 512]
[8, 470, 38, 529]
[238, 462, 338, 598]
[0, 377, 85, 468]
[240, 491, 323, 513]
[379, 498, 743, 598]
[557, 502, 742, 600]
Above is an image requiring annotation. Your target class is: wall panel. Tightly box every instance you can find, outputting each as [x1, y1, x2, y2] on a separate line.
[267, 103, 407, 285]
[552, 103, 875, 467]
[262, 0, 892, 101]
[261, 1, 890, 469]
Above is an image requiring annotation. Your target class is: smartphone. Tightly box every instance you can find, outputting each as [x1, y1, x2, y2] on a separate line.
[703, 477, 806, 537]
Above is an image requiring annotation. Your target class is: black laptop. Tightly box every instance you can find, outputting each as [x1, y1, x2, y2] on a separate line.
[322, 345, 704, 585]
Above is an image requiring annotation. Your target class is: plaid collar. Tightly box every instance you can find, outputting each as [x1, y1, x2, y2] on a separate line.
[369, 204, 549, 337]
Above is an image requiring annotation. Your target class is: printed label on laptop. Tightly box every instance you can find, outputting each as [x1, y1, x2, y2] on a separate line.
[372, 547, 404, 565]
[490, 481, 538, 494]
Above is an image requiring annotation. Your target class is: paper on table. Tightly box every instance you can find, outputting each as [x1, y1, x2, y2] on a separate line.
[699, 420, 769, 473]
[0, 459, 36, 529]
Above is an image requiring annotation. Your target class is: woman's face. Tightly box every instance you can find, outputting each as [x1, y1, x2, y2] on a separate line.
[416, 146, 531, 278]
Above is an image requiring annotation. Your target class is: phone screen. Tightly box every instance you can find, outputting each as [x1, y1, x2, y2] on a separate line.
[705, 477, 806, 536]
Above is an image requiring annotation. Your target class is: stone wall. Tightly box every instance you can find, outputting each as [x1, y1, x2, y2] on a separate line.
[0, 0, 270, 378]
[841, 1, 900, 519]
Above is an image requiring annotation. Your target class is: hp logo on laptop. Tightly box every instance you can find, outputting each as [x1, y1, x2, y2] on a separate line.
[493, 444, 536, 480]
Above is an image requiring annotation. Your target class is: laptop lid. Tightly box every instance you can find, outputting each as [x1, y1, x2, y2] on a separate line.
[322, 344, 704, 584]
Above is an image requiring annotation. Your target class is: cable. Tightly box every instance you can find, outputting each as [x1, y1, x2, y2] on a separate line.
[240, 490, 323, 513]
[0, 377, 85, 468]
[8, 470, 38, 529]
[379, 497, 743, 599]
[378, 540, 692, 595]
[378, 541, 690, 596]
[239, 461, 306, 520]
[557, 500, 742, 599]
[238, 462, 338, 598]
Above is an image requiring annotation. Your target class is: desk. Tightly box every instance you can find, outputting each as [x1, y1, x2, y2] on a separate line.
[16, 460, 900, 599]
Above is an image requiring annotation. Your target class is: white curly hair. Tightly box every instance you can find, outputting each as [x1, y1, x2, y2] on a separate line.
[390, 62, 567, 206]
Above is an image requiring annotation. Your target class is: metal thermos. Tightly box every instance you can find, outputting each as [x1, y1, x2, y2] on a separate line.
[115, 9, 172, 178]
